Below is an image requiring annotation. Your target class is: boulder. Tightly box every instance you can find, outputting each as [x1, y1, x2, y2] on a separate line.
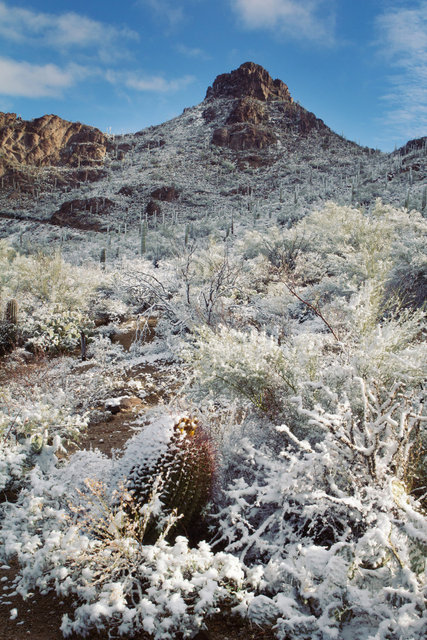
[226, 97, 268, 125]
[150, 185, 179, 201]
[50, 197, 115, 231]
[146, 200, 161, 216]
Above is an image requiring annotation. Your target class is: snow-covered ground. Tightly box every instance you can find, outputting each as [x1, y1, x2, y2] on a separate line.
[0, 99, 426, 638]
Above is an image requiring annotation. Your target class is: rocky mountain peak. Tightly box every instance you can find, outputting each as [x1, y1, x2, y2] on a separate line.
[205, 62, 292, 102]
[0, 112, 108, 180]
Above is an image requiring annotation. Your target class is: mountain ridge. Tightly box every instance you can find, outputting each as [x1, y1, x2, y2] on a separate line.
[0, 62, 425, 242]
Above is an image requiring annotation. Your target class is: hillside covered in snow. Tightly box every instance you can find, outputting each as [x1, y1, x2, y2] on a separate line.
[0, 63, 426, 640]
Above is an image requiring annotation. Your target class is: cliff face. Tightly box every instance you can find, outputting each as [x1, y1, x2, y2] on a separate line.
[205, 61, 291, 102]
[204, 62, 327, 152]
[0, 113, 108, 178]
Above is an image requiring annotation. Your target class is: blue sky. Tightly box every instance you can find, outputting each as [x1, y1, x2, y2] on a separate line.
[0, 0, 426, 151]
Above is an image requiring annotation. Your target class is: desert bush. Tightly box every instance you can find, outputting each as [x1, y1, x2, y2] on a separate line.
[0, 429, 255, 640]
[0, 247, 100, 312]
[0, 391, 88, 493]
[186, 324, 327, 419]
[22, 307, 94, 354]
[212, 377, 427, 638]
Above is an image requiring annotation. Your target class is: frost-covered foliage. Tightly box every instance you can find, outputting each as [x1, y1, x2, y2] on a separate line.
[186, 325, 325, 419]
[0, 245, 101, 312]
[0, 199, 426, 639]
[0, 418, 254, 639]
[0, 384, 88, 492]
[22, 307, 93, 354]
[0, 242, 105, 354]
[213, 380, 427, 638]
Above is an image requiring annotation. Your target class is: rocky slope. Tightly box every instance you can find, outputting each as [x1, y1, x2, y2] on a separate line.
[0, 112, 108, 194]
[0, 62, 425, 243]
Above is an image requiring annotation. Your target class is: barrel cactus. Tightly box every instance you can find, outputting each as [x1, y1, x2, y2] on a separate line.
[124, 415, 215, 543]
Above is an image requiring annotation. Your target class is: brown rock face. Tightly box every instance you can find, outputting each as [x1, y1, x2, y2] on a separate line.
[206, 63, 327, 152]
[146, 200, 161, 216]
[150, 186, 180, 202]
[205, 62, 291, 102]
[212, 124, 276, 151]
[50, 197, 115, 231]
[226, 97, 268, 125]
[395, 136, 427, 156]
[0, 112, 107, 178]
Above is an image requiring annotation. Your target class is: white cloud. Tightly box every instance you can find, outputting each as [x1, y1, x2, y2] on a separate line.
[230, 0, 336, 45]
[376, 2, 427, 141]
[138, 0, 184, 28]
[0, 57, 89, 98]
[176, 44, 211, 60]
[0, 1, 138, 59]
[106, 70, 195, 93]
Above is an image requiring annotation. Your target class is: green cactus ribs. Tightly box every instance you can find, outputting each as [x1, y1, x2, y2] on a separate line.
[126, 415, 215, 544]
[0, 298, 19, 356]
[5, 298, 18, 324]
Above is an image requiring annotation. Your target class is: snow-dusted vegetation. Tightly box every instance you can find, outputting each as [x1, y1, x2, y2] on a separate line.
[1, 190, 426, 639]
[0, 61, 426, 639]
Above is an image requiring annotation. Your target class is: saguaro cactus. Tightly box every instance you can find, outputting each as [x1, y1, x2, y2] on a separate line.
[140, 222, 147, 255]
[5, 299, 18, 324]
[100, 248, 106, 270]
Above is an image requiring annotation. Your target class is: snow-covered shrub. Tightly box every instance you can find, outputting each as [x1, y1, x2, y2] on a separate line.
[86, 334, 126, 367]
[186, 324, 327, 419]
[0, 457, 256, 639]
[289, 201, 392, 284]
[0, 436, 63, 493]
[0, 247, 100, 312]
[22, 307, 94, 354]
[247, 201, 427, 299]
[347, 300, 427, 387]
[0, 394, 88, 446]
[0, 388, 88, 492]
[211, 377, 426, 638]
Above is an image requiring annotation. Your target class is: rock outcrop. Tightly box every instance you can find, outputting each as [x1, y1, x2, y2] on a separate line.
[150, 186, 180, 202]
[212, 124, 276, 151]
[50, 197, 115, 231]
[146, 200, 161, 216]
[395, 136, 427, 156]
[207, 62, 327, 152]
[0, 113, 108, 178]
[226, 97, 268, 126]
[205, 62, 291, 102]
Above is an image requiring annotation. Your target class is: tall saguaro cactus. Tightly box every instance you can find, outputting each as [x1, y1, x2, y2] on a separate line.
[5, 299, 18, 325]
